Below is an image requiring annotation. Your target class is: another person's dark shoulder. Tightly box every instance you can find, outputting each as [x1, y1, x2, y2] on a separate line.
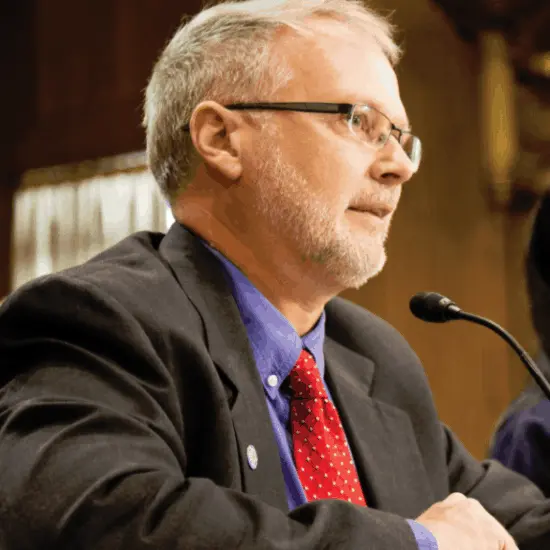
[490, 195, 550, 497]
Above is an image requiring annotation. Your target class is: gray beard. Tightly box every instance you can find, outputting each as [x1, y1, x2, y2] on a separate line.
[251, 144, 388, 290]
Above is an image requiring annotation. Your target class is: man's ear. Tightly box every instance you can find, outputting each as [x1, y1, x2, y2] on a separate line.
[188, 101, 243, 181]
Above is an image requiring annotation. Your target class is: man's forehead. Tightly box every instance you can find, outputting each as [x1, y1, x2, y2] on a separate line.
[278, 25, 408, 128]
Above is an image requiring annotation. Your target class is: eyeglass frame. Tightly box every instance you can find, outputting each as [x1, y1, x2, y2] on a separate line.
[181, 101, 421, 168]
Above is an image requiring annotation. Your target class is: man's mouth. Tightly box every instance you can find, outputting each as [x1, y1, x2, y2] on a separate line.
[347, 204, 393, 219]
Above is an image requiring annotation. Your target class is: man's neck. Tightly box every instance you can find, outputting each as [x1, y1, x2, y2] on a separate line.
[177, 202, 336, 336]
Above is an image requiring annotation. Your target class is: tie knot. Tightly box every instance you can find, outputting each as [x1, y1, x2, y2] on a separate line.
[289, 350, 325, 399]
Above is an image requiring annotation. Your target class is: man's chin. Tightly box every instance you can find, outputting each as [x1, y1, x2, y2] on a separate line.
[347, 259, 386, 290]
[324, 248, 387, 291]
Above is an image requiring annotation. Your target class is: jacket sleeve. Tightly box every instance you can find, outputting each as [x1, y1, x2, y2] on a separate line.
[0, 275, 418, 550]
[443, 424, 550, 550]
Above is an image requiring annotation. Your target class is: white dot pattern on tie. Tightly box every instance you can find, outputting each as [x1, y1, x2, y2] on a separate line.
[289, 349, 366, 506]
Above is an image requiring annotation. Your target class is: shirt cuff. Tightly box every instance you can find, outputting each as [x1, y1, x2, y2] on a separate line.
[406, 519, 438, 550]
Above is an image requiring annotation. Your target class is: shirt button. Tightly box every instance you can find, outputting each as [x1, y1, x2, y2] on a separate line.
[267, 375, 278, 387]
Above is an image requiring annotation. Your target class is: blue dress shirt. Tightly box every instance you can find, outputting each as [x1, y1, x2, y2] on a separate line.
[202, 240, 437, 549]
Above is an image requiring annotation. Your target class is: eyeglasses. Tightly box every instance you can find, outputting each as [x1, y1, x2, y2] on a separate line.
[182, 102, 422, 170]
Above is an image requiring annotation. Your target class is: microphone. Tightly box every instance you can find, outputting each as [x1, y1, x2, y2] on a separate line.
[410, 291, 550, 400]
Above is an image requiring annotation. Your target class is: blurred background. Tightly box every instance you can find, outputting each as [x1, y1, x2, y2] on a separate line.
[1, 0, 549, 460]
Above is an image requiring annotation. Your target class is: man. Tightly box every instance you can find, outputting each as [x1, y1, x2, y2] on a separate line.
[490, 194, 550, 497]
[0, 1, 549, 549]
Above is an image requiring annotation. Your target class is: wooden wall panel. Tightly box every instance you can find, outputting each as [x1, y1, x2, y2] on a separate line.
[12, 0, 203, 173]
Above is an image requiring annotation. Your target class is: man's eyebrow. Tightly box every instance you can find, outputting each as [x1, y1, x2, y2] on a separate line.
[384, 109, 411, 132]
[356, 98, 411, 130]
[384, 111, 411, 132]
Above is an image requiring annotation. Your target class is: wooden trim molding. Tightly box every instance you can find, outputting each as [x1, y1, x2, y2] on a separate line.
[20, 151, 147, 189]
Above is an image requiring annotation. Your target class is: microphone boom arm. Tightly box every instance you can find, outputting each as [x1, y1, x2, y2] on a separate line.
[458, 310, 550, 401]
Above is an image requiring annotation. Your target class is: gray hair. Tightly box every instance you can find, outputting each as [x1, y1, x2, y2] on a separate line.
[143, 0, 401, 203]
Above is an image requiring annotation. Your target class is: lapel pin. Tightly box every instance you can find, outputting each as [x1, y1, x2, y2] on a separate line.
[246, 444, 258, 470]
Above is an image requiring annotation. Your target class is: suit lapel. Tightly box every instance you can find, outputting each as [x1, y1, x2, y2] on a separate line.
[159, 223, 288, 511]
[324, 337, 434, 517]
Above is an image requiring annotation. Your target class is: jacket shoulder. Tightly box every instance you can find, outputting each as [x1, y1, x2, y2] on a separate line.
[326, 296, 419, 365]
[325, 296, 437, 414]
[0, 231, 199, 346]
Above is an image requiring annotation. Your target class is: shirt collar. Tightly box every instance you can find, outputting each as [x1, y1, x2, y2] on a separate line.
[199, 239, 326, 398]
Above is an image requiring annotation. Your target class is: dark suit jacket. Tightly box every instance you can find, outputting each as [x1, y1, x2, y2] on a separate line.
[0, 223, 549, 550]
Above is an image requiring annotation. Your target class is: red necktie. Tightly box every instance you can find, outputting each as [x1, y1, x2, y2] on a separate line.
[290, 349, 366, 505]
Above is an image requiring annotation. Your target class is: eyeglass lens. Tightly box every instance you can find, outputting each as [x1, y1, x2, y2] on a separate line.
[350, 106, 421, 168]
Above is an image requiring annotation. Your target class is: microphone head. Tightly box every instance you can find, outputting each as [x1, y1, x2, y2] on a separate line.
[409, 292, 461, 323]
